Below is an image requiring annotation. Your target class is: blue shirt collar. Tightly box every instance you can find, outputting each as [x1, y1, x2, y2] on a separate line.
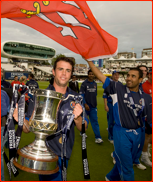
[48, 84, 71, 98]
[86, 79, 94, 83]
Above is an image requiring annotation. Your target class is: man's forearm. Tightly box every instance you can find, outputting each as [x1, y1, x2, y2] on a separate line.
[23, 119, 30, 133]
[86, 60, 106, 84]
[74, 116, 87, 131]
[104, 98, 107, 107]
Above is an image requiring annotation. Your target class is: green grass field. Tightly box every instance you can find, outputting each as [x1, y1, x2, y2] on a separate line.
[4, 81, 152, 181]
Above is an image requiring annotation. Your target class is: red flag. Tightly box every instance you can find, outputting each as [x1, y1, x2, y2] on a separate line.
[1, 1, 118, 60]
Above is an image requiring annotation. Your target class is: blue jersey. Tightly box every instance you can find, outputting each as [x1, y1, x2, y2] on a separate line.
[103, 77, 152, 129]
[1, 79, 12, 88]
[103, 81, 122, 103]
[103, 90, 112, 103]
[26, 79, 39, 90]
[1, 90, 10, 117]
[79, 79, 97, 108]
[46, 84, 88, 159]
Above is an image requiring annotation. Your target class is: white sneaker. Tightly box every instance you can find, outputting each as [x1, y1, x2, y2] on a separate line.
[141, 155, 152, 167]
[148, 152, 151, 158]
[111, 152, 113, 158]
[148, 144, 151, 157]
[111, 152, 116, 164]
[108, 139, 114, 144]
[95, 138, 103, 144]
[105, 176, 109, 181]
[133, 163, 146, 170]
[80, 133, 87, 138]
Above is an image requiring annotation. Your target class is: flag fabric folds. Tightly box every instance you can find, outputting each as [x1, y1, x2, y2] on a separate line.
[1, 1, 118, 60]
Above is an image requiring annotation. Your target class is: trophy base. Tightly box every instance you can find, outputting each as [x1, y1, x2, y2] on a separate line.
[13, 144, 59, 174]
[13, 159, 59, 175]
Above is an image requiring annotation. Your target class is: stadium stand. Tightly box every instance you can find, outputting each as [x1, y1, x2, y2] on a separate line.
[34, 65, 53, 74]
[1, 63, 24, 71]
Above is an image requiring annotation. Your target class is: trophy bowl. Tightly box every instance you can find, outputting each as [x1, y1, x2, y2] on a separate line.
[13, 89, 64, 174]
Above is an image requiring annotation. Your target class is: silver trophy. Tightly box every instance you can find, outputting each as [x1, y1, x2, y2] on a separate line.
[13, 89, 64, 174]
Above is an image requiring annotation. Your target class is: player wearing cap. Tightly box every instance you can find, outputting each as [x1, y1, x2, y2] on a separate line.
[103, 70, 122, 144]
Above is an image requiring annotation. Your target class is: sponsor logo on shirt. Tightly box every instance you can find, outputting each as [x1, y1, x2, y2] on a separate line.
[87, 88, 96, 92]
[124, 99, 142, 111]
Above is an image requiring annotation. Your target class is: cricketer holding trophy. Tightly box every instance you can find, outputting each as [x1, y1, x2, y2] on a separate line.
[13, 57, 89, 181]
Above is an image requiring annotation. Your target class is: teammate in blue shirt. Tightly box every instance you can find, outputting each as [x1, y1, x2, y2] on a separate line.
[1, 89, 10, 181]
[80, 69, 103, 143]
[84, 59, 152, 181]
[1, 68, 12, 88]
[13, 57, 89, 181]
[103, 70, 122, 144]
[26, 73, 39, 90]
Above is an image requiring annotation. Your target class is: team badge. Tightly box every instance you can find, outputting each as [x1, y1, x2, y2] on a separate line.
[139, 99, 142, 105]
[70, 101, 76, 109]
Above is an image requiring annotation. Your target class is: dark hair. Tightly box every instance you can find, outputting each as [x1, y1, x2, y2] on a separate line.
[137, 65, 148, 71]
[14, 75, 18, 78]
[53, 57, 75, 74]
[88, 69, 92, 75]
[129, 68, 143, 78]
[49, 77, 54, 85]
[29, 73, 34, 78]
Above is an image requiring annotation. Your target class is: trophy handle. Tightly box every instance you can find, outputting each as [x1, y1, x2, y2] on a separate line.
[62, 94, 83, 103]
[47, 94, 83, 137]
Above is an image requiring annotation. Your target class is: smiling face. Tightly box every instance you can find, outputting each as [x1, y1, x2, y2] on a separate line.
[52, 60, 72, 87]
[88, 71, 94, 82]
[126, 70, 142, 91]
[112, 72, 119, 82]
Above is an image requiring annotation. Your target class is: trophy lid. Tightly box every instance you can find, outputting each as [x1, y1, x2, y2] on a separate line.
[30, 89, 65, 100]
